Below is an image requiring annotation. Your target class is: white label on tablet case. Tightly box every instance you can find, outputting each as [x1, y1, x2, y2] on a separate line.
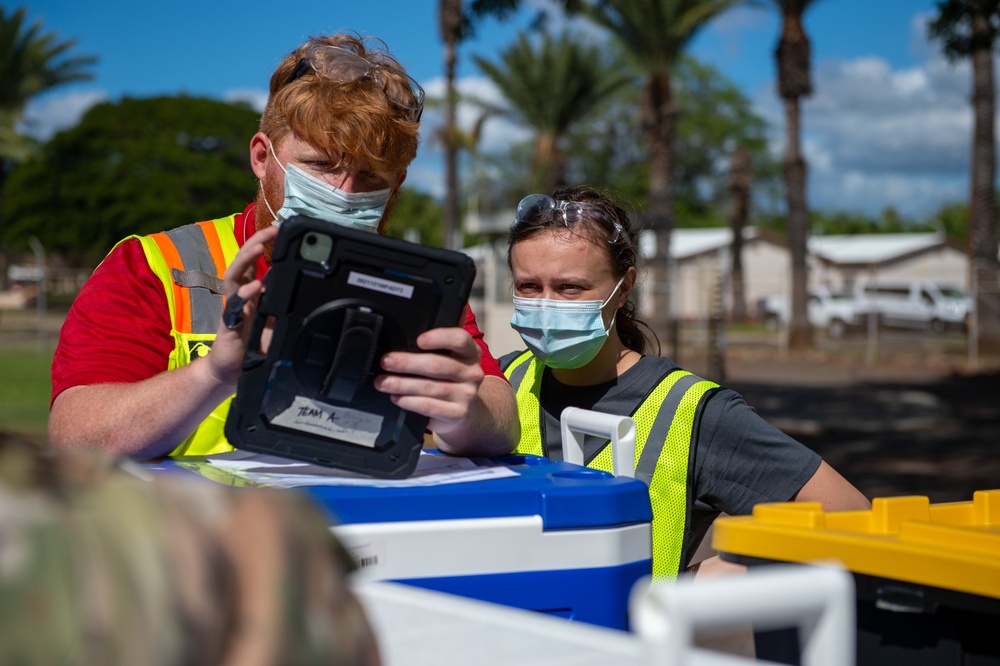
[272, 396, 382, 447]
[348, 271, 414, 299]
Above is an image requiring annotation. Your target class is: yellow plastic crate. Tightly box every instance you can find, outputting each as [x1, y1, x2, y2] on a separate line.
[712, 489, 1000, 600]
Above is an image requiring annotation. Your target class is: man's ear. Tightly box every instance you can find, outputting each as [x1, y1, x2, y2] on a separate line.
[249, 132, 271, 180]
[395, 169, 407, 190]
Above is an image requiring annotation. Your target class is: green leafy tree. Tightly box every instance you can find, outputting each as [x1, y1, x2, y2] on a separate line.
[383, 188, 447, 247]
[770, 0, 820, 352]
[673, 56, 772, 210]
[564, 0, 740, 357]
[929, 0, 1000, 355]
[930, 201, 971, 241]
[0, 5, 96, 282]
[2, 96, 260, 263]
[473, 30, 633, 193]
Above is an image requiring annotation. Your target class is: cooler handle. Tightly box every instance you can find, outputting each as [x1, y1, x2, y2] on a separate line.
[631, 563, 855, 666]
[559, 407, 636, 478]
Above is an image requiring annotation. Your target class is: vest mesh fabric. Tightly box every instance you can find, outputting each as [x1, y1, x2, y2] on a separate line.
[504, 351, 544, 456]
[135, 216, 240, 456]
[503, 353, 718, 578]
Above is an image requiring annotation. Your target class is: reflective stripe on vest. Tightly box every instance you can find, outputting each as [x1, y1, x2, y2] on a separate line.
[133, 215, 241, 456]
[502, 352, 718, 578]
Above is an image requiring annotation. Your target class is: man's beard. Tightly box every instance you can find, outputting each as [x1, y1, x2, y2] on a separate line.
[253, 177, 282, 265]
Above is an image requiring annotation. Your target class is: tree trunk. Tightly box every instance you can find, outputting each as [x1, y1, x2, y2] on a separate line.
[969, 8, 1000, 356]
[784, 97, 813, 351]
[729, 147, 752, 323]
[642, 72, 678, 359]
[547, 146, 568, 194]
[440, 0, 463, 250]
[776, 12, 812, 99]
[531, 133, 557, 193]
[776, 6, 814, 352]
[0, 161, 8, 290]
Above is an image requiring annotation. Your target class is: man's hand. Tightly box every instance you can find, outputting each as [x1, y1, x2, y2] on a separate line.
[208, 225, 278, 389]
[373, 327, 518, 457]
[374, 327, 483, 435]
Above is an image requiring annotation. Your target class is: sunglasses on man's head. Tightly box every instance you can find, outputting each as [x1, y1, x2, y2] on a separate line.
[285, 44, 425, 122]
[513, 194, 625, 244]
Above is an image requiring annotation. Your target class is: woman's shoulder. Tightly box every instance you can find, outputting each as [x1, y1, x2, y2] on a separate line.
[498, 349, 531, 371]
[628, 354, 681, 379]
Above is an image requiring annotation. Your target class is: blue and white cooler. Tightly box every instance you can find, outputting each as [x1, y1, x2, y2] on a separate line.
[153, 409, 653, 630]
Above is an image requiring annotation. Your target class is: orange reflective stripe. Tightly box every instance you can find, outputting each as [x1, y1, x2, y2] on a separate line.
[197, 220, 229, 284]
[150, 232, 191, 333]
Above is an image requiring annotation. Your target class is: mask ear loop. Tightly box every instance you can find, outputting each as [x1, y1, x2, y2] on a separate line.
[601, 276, 627, 308]
[601, 275, 627, 335]
[260, 138, 287, 226]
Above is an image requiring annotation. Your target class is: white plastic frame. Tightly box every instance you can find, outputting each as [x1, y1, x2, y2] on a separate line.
[631, 564, 855, 666]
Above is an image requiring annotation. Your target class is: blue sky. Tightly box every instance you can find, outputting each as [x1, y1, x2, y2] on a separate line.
[20, 0, 967, 220]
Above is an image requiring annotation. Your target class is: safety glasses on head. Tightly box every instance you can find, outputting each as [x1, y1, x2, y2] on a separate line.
[285, 44, 425, 122]
[513, 194, 625, 244]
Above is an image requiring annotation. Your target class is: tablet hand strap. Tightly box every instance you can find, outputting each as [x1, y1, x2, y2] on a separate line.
[322, 306, 383, 404]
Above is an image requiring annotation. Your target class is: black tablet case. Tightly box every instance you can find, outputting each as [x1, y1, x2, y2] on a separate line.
[224, 215, 477, 478]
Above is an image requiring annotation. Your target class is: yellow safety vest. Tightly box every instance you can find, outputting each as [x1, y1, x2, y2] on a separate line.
[503, 351, 718, 579]
[128, 215, 242, 456]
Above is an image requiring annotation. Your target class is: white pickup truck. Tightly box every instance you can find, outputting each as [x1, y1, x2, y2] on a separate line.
[758, 286, 862, 338]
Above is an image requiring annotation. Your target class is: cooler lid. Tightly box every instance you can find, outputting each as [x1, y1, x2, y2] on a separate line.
[155, 453, 653, 531]
[713, 490, 1000, 600]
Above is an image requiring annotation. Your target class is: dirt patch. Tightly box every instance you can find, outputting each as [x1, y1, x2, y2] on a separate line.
[714, 351, 1000, 504]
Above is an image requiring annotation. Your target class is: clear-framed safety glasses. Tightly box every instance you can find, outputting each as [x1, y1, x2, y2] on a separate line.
[514, 194, 625, 244]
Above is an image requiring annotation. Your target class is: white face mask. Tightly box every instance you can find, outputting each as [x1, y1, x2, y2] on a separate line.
[262, 140, 392, 232]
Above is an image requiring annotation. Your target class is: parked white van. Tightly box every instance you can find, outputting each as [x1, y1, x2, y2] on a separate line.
[852, 280, 972, 332]
[758, 286, 862, 338]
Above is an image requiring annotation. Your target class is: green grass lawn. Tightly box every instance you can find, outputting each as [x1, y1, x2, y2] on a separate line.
[0, 342, 55, 444]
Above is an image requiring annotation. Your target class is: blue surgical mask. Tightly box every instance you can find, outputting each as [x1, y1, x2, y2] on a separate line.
[510, 277, 625, 369]
[262, 141, 392, 233]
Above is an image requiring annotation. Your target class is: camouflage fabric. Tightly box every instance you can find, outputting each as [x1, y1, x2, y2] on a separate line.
[0, 439, 379, 666]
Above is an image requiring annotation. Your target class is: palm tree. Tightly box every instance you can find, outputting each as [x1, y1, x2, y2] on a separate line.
[0, 5, 95, 284]
[929, 0, 1000, 357]
[567, 0, 740, 358]
[771, 0, 818, 352]
[473, 31, 633, 193]
[438, 0, 522, 250]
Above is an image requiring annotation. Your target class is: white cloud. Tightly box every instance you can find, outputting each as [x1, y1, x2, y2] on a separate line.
[223, 88, 268, 113]
[753, 29, 986, 219]
[20, 89, 107, 141]
[711, 5, 770, 35]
